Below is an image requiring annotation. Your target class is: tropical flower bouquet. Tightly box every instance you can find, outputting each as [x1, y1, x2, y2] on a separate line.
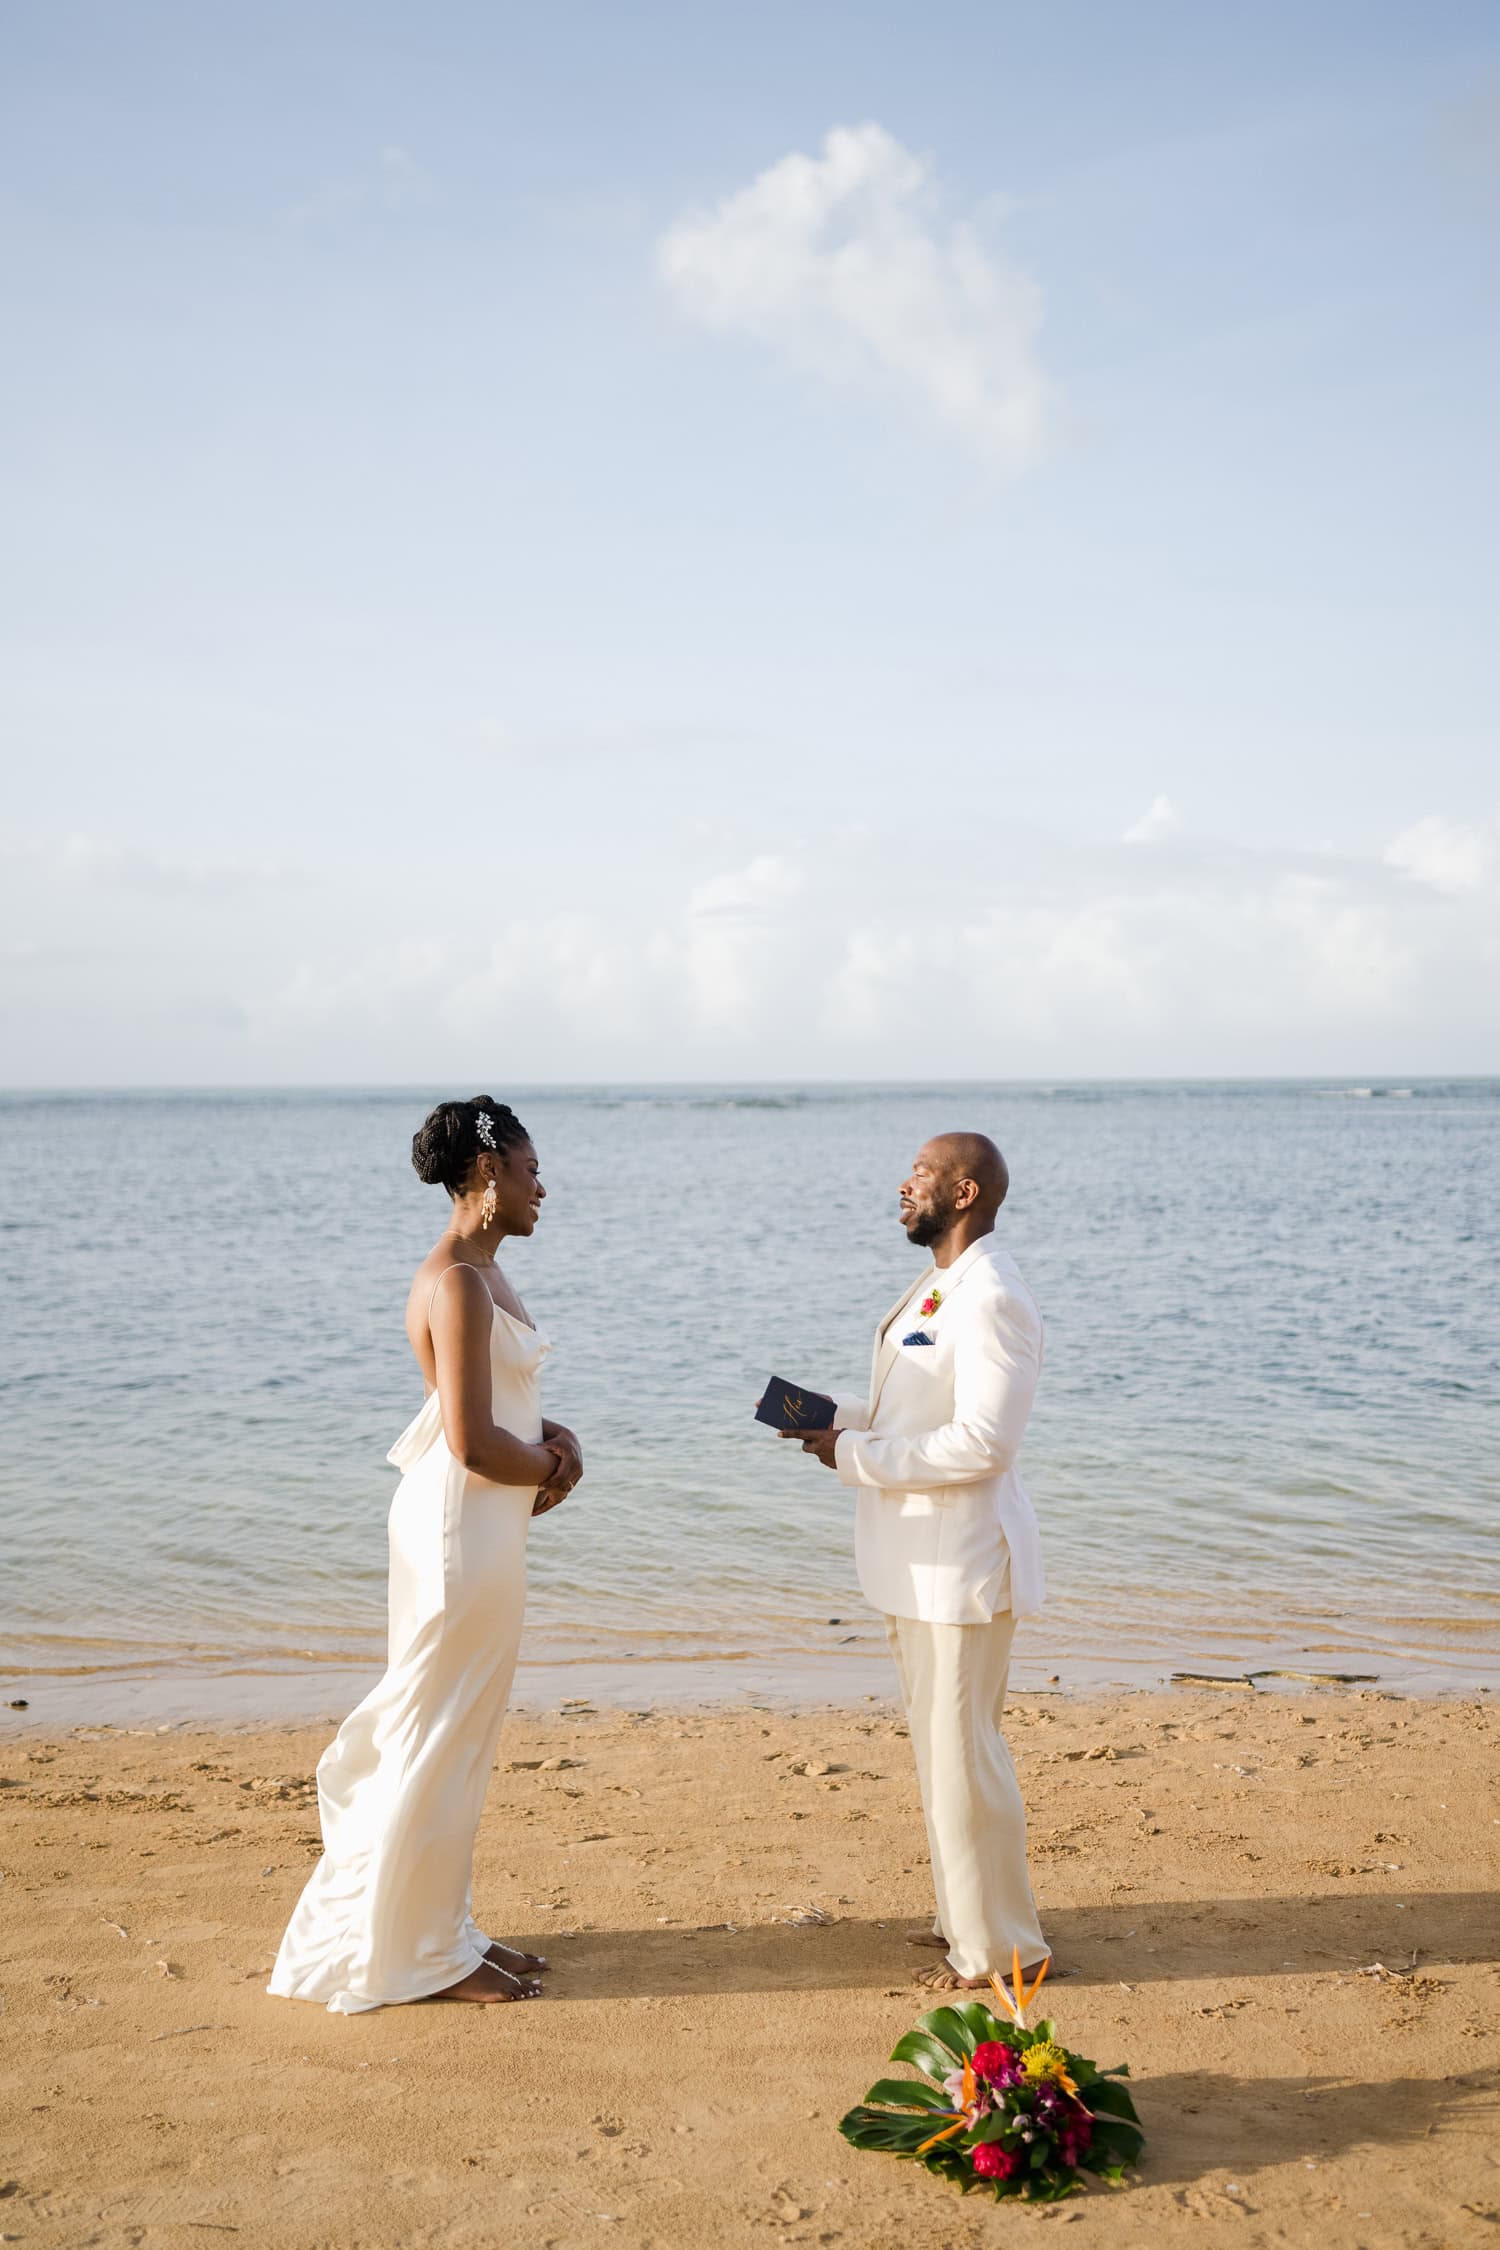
[839, 1954, 1143, 2203]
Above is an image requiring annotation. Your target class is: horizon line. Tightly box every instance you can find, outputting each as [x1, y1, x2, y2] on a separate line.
[2, 1072, 1495, 1098]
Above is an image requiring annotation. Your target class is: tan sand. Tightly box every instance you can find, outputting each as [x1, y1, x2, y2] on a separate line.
[1, 1688, 1497, 2249]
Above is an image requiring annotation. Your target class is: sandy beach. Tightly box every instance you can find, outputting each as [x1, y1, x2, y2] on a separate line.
[2, 1687, 1497, 2249]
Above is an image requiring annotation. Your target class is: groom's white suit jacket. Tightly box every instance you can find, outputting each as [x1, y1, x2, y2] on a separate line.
[833, 1232, 1046, 1627]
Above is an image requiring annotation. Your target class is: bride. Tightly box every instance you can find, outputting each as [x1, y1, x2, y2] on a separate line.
[269, 1096, 582, 2010]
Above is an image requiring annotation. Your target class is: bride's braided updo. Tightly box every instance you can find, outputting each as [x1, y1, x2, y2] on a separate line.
[411, 1096, 529, 1196]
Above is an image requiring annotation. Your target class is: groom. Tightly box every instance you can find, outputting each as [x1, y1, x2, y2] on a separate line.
[787, 1132, 1049, 1990]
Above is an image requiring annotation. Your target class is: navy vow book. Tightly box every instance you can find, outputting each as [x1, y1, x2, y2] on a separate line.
[755, 1375, 836, 1432]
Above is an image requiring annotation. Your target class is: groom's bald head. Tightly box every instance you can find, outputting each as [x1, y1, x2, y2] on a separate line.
[924, 1132, 1009, 1219]
[900, 1132, 1009, 1249]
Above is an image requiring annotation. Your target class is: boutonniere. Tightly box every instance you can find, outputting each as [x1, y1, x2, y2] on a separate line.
[919, 1289, 943, 1319]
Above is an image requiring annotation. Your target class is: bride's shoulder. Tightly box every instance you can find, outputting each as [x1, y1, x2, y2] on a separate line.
[408, 1254, 491, 1329]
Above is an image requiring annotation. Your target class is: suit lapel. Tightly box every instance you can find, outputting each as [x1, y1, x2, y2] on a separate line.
[867, 1240, 998, 1419]
[869, 1265, 933, 1415]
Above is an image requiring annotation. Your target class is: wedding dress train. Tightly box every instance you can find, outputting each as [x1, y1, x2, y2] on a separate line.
[269, 1297, 549, 2013]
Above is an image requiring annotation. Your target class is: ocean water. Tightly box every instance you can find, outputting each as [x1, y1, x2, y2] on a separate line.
[1, 1080, 1496, 1717]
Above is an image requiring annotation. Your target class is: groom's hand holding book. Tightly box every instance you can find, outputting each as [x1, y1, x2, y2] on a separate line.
[754, 1375, 843, 1468]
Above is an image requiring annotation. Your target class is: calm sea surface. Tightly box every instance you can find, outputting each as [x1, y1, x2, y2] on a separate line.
[1, 1081, 1496, 1718]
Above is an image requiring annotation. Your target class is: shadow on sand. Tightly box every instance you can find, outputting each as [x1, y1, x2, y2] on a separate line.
[528, 1889, 1498, 2002]
[1099, 2068, 1498, 2189]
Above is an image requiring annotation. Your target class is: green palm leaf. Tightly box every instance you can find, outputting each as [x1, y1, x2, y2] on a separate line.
[859, 2077, 958, 2115]
[916, 2003, 983, 2060]
[889, 2028, 961, 2081]
[1086, 2079, 1143, 2129]
[947, 1998, 1011, 2047]
[838, 2106, 952, 2155]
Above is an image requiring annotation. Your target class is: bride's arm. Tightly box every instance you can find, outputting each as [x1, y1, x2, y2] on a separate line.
[430, 1267, 562, 1487]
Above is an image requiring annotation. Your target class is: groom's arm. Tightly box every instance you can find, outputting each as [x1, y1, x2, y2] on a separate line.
[832, 1394, 872, 1432]
[834, 1289, 1040, 1491]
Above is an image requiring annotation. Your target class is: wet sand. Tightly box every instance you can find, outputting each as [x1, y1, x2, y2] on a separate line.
[2, 1689, 1497, 2248]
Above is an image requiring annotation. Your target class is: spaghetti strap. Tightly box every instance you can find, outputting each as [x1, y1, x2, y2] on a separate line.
[426, 1262, 488, 1326]
[426, 1263, 534, 1335]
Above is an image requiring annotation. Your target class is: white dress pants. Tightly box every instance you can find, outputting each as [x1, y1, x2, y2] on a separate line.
[884, 1609, 1047, 1980]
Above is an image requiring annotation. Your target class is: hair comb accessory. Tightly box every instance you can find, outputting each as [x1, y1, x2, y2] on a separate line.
[473, 1109, 497, 1150]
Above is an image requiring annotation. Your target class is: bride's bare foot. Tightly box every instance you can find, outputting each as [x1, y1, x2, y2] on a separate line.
[432, 1960, 540, 2003]
[485, 1940, 549, 1979]
[906, 1928, 949, 1949]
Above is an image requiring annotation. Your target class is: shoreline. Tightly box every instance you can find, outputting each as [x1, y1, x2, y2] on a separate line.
[5, 1612, 1497, 1732]
[2, 1689, 1496, 2248]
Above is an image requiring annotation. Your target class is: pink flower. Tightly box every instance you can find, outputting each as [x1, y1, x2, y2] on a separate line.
[1057, 2102, 1094, 2166]
[971, 2041, 1023, 2086]
[940, 2065, 991, 2118]
[972, 2142, 1022, 2181]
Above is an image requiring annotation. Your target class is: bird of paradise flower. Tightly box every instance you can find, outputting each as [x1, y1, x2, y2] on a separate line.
[913, 1950, 1058, 2154]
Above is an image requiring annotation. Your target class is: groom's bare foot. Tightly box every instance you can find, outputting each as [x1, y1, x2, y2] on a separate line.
[485, 1940, 549, 1979]
[913, 1958, 1057, 1993]
[432, 1961, 540, 2003]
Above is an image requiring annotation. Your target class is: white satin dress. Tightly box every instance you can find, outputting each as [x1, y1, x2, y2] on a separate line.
[269, 1289, 550, 2013]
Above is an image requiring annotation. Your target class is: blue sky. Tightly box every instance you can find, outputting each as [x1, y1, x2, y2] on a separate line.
[3, 0, 1498, 1082]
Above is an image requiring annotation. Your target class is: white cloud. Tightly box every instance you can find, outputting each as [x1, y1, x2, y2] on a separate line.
[1384, 813, 1493, 894]
[1266, 874, 1411, 1012]
[665, 854, 806, 1026]
[270, 940, 449, 1028]
[811, 829, 1495, 1065]
[826, 926, 920, 1035]
[271, 857, 813, 1055]
[4, 818, 1496, 1082]
[5, 828, 298, 896]
[1123, 795, 1181, 844]
[658, 122, 1050, 469]
[555, 832, 1472, 1064]
[687, 853, 803, 921]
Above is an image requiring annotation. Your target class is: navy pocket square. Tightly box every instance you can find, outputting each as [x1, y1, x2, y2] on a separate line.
[901, 1330, 936, 1347]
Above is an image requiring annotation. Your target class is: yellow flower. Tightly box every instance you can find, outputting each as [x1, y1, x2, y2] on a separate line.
[1021, 2041, 1077, 2092]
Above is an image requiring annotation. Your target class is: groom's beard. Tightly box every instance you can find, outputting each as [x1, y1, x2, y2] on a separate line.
[904, 1200, 955, 1248]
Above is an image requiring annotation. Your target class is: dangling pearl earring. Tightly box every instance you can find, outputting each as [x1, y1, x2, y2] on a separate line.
[480, 1177, 498, 1225]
